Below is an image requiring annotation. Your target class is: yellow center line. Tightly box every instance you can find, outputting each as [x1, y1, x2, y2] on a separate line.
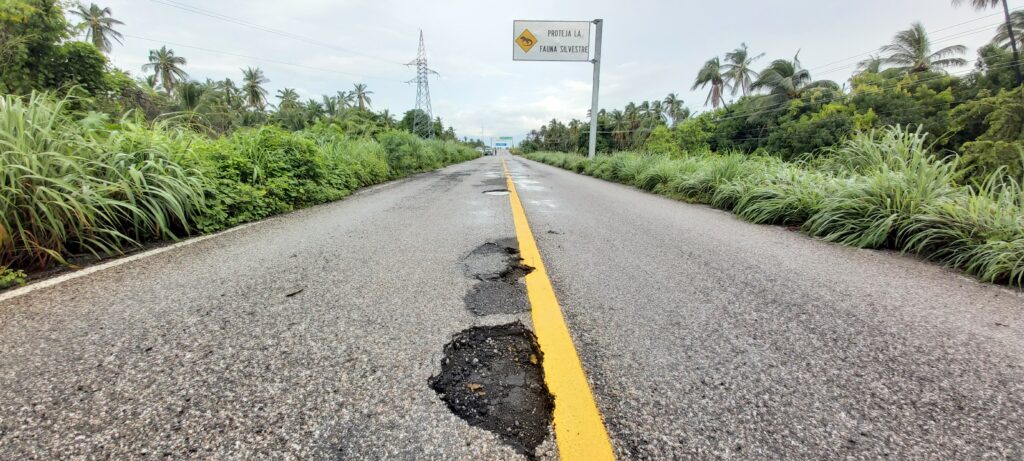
[502, 158, 616, 461]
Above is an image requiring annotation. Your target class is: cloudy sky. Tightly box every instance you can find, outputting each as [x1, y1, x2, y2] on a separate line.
[99, 0, 1023, 142]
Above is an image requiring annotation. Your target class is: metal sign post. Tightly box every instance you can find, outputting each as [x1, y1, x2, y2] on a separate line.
[513, 19, 603, 158]
[587, 19, 602, 159]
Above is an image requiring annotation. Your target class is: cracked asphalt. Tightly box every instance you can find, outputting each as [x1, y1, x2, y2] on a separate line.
[2, 154, 1024, 459]
[505, 156, 1024, 459]
[0, 157, 546, 460]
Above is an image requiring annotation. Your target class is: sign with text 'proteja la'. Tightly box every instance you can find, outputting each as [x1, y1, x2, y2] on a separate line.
[513, 20, 591, 62]
[512, 18, 603, 159]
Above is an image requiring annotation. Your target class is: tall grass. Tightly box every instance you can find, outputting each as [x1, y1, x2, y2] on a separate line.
[1, 92, 480, 272]
[0, 93, 204, 268]
[525, 126, 1024, 288]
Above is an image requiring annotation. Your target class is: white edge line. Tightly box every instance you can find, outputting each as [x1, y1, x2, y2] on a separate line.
[1, 160, 479, 304]
[0, 222, 257, 304]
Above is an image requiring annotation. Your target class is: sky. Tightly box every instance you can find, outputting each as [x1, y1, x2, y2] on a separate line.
[98, 0, 1024, 143]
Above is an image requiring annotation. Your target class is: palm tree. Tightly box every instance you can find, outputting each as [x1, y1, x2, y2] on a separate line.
[322, 95, 339, 117]
[276, 88, 300, 110]
[722, 43, 764, 97]
[649, 100, 665, 122]
[241, 67, 269, 110]
[218, 78, 242, 109]
[337, 90, 356, 109]
[952, 0, 1022, 86]
[352, 83, 373, 110]
[379, 109, 396, 129]
[304, 99, 324, 119]
[855, 54, 884, 75]
[176, 81, 206, 112]
[142, 46, 187, 94]
[993, 11, 1024, 52]
[881, 22, 967, 74]
[751, 53, 840, 107]
[692, 57, 729, 109]
[609, 110, 628, 149]
[663, 93, 686, 126]
[70, 3, 124, 54]
[141, 74, 158, 90]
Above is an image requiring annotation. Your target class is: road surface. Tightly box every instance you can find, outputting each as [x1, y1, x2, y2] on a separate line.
[2, 154, 1023, 459]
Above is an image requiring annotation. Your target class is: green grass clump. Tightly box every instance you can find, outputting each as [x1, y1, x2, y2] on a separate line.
[805, 128, 961, 249]
[0, 93, 204, 268]
[523, 125, 1024, 288]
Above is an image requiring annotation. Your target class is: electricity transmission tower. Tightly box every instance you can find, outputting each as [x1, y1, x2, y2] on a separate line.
[406, 30, 438, 138]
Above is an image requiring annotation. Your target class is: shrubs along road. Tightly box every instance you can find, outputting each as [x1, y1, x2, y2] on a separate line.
[526, 126, 1024, 288]
[0, 93, 479, 285]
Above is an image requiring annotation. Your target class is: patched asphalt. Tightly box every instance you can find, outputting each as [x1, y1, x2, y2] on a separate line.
[0, 157, 554, 459]
[505, 156, 1024, 459]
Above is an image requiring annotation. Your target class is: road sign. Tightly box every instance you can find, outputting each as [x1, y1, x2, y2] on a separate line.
[499, 136, 513, 141]
[495, 142, 510, 148]
[512, 21, 591, 62]
[512, 19, 602, 159]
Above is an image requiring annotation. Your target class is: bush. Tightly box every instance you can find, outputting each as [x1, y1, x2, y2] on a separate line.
[377, 129, 435, 175]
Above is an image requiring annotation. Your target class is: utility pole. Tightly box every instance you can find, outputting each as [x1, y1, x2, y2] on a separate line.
[587, 19, 603, 159]
[407, 31, 438, 138]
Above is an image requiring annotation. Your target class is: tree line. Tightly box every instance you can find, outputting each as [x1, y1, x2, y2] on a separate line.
[0, 0, 458, 139]
[520, 0, 1024, 182]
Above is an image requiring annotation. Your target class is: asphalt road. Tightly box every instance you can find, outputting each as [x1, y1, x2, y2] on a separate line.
[2, 154, 1024, 459]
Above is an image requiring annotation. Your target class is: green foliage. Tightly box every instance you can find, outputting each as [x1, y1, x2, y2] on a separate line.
[0, 0, 72, 94]
[674, 114, 714, 153]
[48, 41, 108, 93]
[0, 267, 26, 289]
[0, 92, 203, 268]
[0, 92, 478, 268]
[950, 86, 1024, 179]
[526, 125, 1024, 288]
[959, 141, 1024, 181]
[641, 126, 679, 156]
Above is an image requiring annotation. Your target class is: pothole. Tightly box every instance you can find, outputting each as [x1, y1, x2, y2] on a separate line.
[483, 189, 510, 196]
[479, 177, 508, 188]
[429, 322, 553, 457]
[462, 240, 534, 315]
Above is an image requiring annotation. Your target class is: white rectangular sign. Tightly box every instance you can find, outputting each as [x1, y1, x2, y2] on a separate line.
[513, 20, 591, 62]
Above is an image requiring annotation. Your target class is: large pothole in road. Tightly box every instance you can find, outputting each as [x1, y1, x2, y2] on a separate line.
[462, 240, 534, 315]
[429, 322, 553, 457]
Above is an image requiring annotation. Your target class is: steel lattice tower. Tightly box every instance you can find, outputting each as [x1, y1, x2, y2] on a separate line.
[406, 30, 438, 138]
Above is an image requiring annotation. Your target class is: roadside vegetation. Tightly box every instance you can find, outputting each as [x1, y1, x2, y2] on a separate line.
[527, 126, 1024, 287]
[0, 1, 478, 287]
[521, 1, 1024, 288]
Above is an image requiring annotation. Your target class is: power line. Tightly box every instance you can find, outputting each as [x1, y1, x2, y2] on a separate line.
[806, 7, 1020, 73]
[145, 0, 408, 67]
[124, 33, 407, 83]
[813, 20, 1010, 77]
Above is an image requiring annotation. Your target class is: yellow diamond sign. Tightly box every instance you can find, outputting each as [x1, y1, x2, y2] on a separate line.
[515, 29, 537, 53]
